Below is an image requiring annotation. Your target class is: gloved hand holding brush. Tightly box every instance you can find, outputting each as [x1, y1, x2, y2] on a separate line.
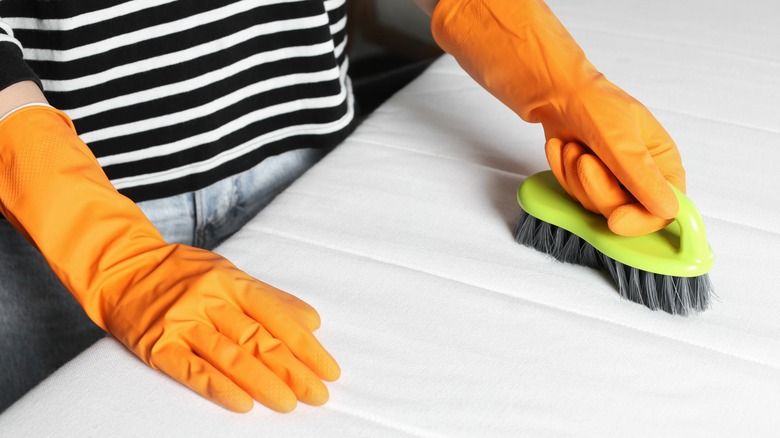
[0, 105, 340, 412]
[430, 0, 686, 236]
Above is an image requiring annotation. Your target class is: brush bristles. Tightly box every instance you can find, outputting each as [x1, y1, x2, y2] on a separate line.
[514, 211, 713, 315]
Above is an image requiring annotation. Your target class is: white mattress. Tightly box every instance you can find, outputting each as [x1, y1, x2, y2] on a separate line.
[3, 0, 780, 435]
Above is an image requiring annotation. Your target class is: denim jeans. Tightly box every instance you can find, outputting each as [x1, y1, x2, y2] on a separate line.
[0, 147, 325, 412]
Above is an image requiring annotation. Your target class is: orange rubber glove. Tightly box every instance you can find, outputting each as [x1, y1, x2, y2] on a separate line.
[431, 0, 686, 236]
[0, 105, 340, 413]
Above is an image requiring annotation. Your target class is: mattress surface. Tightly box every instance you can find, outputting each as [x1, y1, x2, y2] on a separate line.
[2, 0, 779, 436]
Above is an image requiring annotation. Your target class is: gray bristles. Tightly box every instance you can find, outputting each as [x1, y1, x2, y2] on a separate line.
[514, 210, 714, 315]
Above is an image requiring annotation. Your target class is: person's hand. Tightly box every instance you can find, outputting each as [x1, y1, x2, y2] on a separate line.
[540, 81, 685, 236]
[105, 243, 340, 413]
[0, 105, 339, 412]
[431, 0, 685, 235]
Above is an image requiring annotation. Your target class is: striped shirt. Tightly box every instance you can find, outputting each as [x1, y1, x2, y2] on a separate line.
[0, 0, 355, 202]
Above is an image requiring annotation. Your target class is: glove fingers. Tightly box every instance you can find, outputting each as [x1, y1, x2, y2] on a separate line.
[544, 138, 577, 200]
[608, 203, 673, 236]
[548, 138, 672, 236]
[259, 338, 330, 406]
[185, 324, 298, 413]
[262, 284, 322, 332]
[152, 343, 254, 413]
[598, 140, 679, 220]
[210, 305, 330, 406]
[241, 290, 341, 382]
[576, 153, 633, 217]
[562, 142, 599, 214]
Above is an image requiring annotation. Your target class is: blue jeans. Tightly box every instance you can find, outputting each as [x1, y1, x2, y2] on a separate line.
[0, 148, 325, 412]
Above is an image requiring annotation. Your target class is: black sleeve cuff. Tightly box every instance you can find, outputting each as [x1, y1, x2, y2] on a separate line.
[0, 43, 43, 92]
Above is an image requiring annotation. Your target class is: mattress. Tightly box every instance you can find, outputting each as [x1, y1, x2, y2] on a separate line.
[2, 0, 779, 435]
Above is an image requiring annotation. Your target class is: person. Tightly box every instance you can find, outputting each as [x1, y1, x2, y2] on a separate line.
[0, 0, 685, 413]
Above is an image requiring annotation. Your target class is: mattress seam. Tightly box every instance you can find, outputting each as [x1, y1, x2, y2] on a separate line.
[343, 135, 531, 180]
[704, 212, 780, 237]
[652, 106, 780, 136]
[566, 23, 780, 66]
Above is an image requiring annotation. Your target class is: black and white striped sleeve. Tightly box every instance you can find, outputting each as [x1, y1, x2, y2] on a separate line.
[0, 17, 41, 91]
[0, 1, 355, 201]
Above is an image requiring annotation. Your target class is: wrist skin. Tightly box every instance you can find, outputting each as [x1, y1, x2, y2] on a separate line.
[0, 81, 48, 119]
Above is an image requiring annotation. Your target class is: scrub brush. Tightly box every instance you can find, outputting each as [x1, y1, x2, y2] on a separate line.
[514, 171, 714, 315]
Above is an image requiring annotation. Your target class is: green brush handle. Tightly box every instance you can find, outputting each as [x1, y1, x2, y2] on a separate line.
[517, 171, 714, 277]
[670, 184, 712, 270]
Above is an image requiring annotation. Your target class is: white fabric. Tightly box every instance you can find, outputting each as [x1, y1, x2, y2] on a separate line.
[3, 0, 780, 435]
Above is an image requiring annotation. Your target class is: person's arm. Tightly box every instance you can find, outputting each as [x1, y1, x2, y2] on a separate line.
[0, 23, 338, 413]
[417, 0, 684, 236]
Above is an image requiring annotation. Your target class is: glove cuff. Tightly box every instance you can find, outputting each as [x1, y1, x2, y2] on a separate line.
[0, 105, 166, 329]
